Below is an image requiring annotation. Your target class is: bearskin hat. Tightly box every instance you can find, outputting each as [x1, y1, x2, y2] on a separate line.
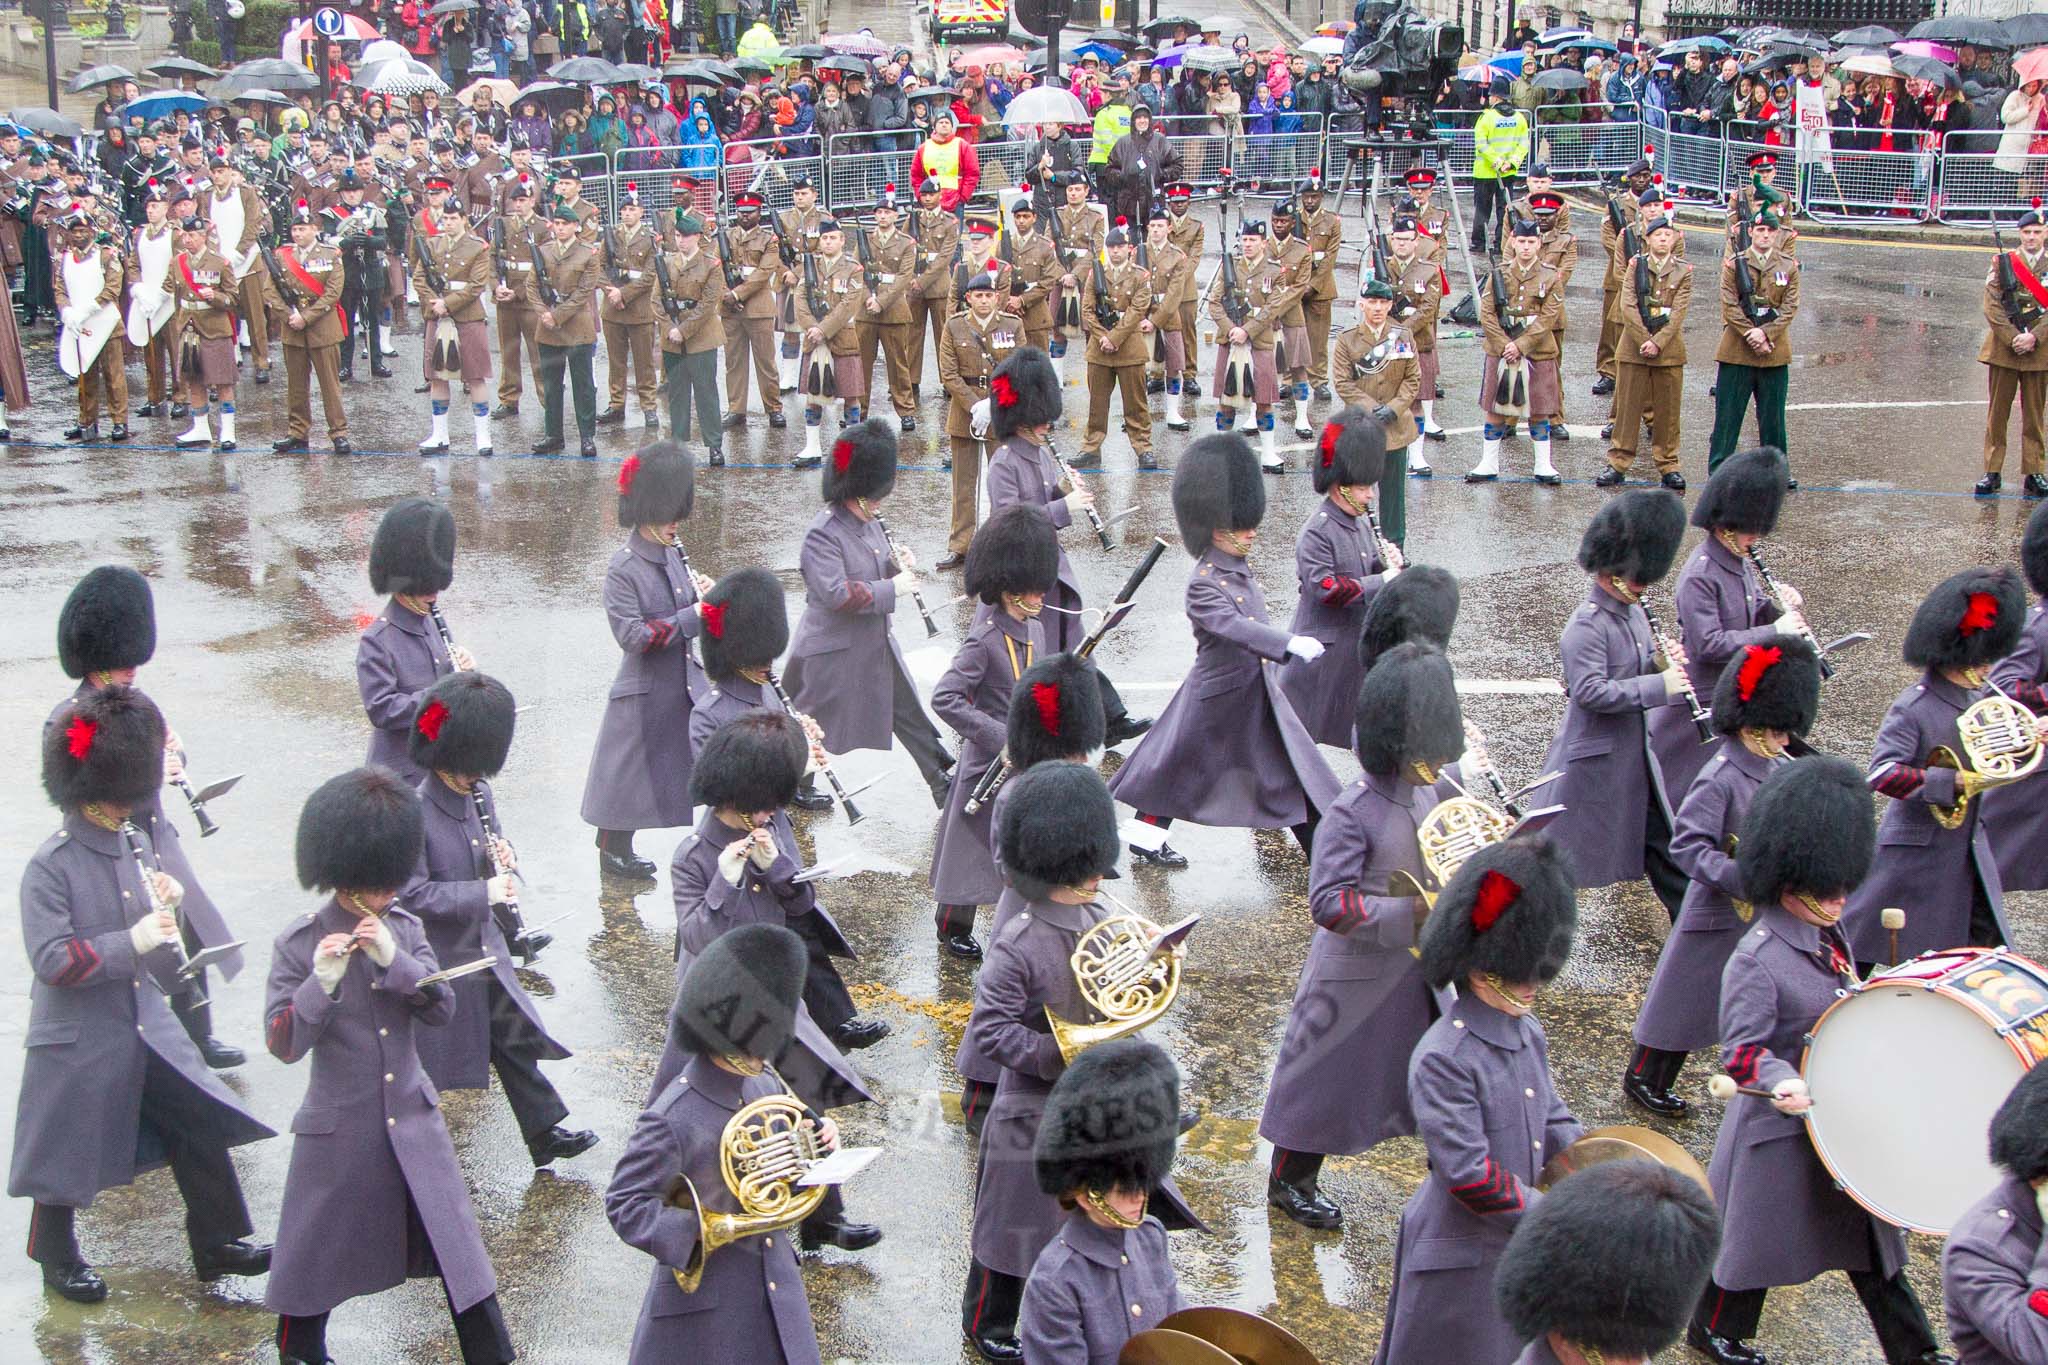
[1008, 653, 1107, 769]
[821, 417, 900, 503]
[57, 566, 157, 679]
[990, 345, 1062, 441]
[1496, 1160, 1722, 1358]
[1034, 1038, 1181, 1197]
[1690, 446, 1787, 535]
[1312, 405, 1388, 494]
[42, 685, 165, 810]
[689, 711, 807, 814]
[1737, 755, 1874, 908]
[1990, 1065, 2048, 1183]
[369, 496, 457, 596]
[1710, 637, 1821, 738]
[2024, 502, 2048, 600]
[1576, 489, 1686, 585]
[1902, 567, 2026, 671]
[1357, 565, 1460, 672]
[669, 922, 807, 1063]
[1353, 643, 1465, 776]
[1172, 433, 1265, 557]
[295, 766, 425, 893]
[1419, 835, 1577, 991]
[408, 671, 516, 778]
[965, 505, 1060, 606]
[999, 762, 1120, 901]
[699, 567, 789, 684]
[615, 441, 696, 528]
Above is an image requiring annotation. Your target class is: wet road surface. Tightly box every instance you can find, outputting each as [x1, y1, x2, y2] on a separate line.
[0, 199, 2040, 1365]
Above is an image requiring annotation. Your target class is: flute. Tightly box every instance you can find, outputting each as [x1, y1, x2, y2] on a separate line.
[1745, 545, 1834, 681]
[764, 668, 865, 824]
[871, 511, 940, 638]
[1640, 597, 1716, 744]
[120, 819, 203, 1006]
[1049, 439, 1114, 551]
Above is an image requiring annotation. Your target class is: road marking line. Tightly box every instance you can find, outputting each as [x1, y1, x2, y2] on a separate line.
[1119, 677, 1562, 695]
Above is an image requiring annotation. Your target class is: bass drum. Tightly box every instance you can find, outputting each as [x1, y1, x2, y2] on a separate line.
[1802, 947, 2048, 1235]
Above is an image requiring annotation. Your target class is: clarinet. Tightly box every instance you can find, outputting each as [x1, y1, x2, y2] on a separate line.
[871, 512, 940, 637]
[1048, 438, 1114, 551]
[170, 769, 222, 838]
[120, 819, 203, 1006]
[663, 532, 703, 667]
[1745, 545, 1834, 681]
[1640, 597, 1716, 744]
[427, 601, 462, 666]
[764, 668, 864, 824]
[469, 785, 534, 955]
[1462, 723, 1524, 818]
[964, 751, 1008, 816]
[1359, 496, 1400, 573]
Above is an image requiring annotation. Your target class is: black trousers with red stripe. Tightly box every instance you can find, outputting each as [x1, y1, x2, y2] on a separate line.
[1692, 1232, 1937, 1362]
[961, 1257, 1026, 1344]
[960, 1076, 995, 1137]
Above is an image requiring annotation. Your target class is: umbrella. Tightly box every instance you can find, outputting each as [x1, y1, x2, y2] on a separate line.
[1003, 85, 1088, 127]
[1484, 52, 1524, 75]
[231, 88, 294, 107]
[1182, 48, 1236, 74]
[1906, 16, 2011, 49]
[1085, 28, 1139, 48]
[817, 54, 871, 76]
[10, 107, 83, 138]
[145, 56, 220, 81]
[227, 58, 323, 88]
[612, 62, 666, 82]
[2018, 48, 2048, 86]
[1071, 42, 1126, 64]
[1141, 15, 1199, 37]
[906, 87, 955, 105]
[2002, 15, 2048, 49]
[950, 44, 1031, 69]
[673, 60, 742, 85]
[549, 56, 627, 83]
[1531, 67, 1588, 92]
[69, 64, 138, 93]
[284, 12, 380, 42]
[780, 44, 828, 61]
[123, 89, 211, 122]
[1656, 36, 1728, 57]
[1301, 36, 1345, 57]
[1893, 56, 1961, 89]
[513, 79, 584, 110]
[364, 59, 449, 97]
[1541, 26, 1591, 41]
[1840, 53, 1900, 79]
[733, 56, 774, 76]
[1201, 15, 1238, 34]
[428, 0, 477, 12]
[1833, 26, 1900, 48]
[1554, 37, 1618, 55]
[1315, 20, 1354, 36]
[1893, 40, 1959, 63]
[822, 30, 891, 58]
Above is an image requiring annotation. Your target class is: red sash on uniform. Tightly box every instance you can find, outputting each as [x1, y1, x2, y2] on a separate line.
[281, 246, 347, 336]
[2010, 251, 2048, 313]
[175, 250, 200, 296]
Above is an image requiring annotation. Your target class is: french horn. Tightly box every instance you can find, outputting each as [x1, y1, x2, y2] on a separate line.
[1926, 689, 2043, 830]
[1046, 904, 1183, 1064]
[665, 1092, 828, 1292]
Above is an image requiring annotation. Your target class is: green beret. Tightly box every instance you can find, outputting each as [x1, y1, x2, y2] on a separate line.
[1753, 208, 1780, 229]
[674, 212, 704, 236]
[551, 204, 580, 223]
[1361, 277, 1395, 301]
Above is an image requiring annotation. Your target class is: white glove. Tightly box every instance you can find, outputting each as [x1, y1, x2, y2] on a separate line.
[128, 909, 178, 956]
[312, 949, 349, 994]
[487, 874, 519, 907]
[1285, 636, 1326, 662]
[1662, 668, 1690, 699]
[1775, 612, 1808, 638]
[360, 917, 397, 968]
[746, 830, 777, 869]
[969, 397, 991, 439]
[1769, 1076, 1812, 1115]
[717, 838, 749, 888]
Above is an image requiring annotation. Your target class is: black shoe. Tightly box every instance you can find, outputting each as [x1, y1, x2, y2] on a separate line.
[1314, 384, 1333, 400]
[254, 369, 270, 386]
[1138, 449, 1161, 471]
[533, 437, 565, 455]
[940, 931, 983, 960]
[1551, 424, 1571, 442]
[722, 412, 747, 429]
[1409, 463, 1434, 480]
[800, 1217, 883, 1252]
[579, 439, 598, 458]
[199, 1036, 245, 1070]
[510, 930, 553, 965]
[1976, 472, 2003, 497]
[792, 787, 834, 812]
[1686, 1322, 1768, 1365]
[1592, 374, 1615, 396]
[1533, 471, 1562, 487]
[338, 365, 353, 382]
[1131, 842, 1188, 869]
[1594, 467, 1627, 488]
[1622, 1069, 1690, 1117]
[769, 412, 788, 428]
[707, 450, 726, 467]
[1423, 426, 1447, 443]
[1463, 470, 1498, 484]
[1599, 421, 1615, 440]
[900, 415, 916, 432]
[333, 438, 352, 455]
[791, 452, 821, 469]
[63, 423, 89, 440]
[2027, 475, 2048, 500]
[941, 452, 953, 469]
[598, 849, 656, 880]
[1146, 376, 1165, 395]
[1183, 378, 1200, 398]
[1103, 714, 1154, 747]
[830, 1017, 891, 1051]
[490, 403, 519, 418]
[528, 1125, 600, 1168]
[137, 402, 158, 417]
[594, 407, 625, 425]
[417, 440, 450, 455]
[935, 552, 967, 571]
[42, 1260, 107, 1303]
[370, 364, 393, 378]
[280, 1351, 334, 1364]
[193, 1238, 271, 1281]
[643, 419, 661, 435]
[274, 436, 311, 453]
[1268, 1177, 1343, 1229]
[1661, 471, 1687, 492]
[108, 423, 129, 441]
[171, 401, 191, 418]
[967, 1331, 1024, 1362]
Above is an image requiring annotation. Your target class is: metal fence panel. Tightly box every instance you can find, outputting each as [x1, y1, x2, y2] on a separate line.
[1533, 117, 1643, 183]
[1797, 148, 1934, 222]
[1935, 136, 2048, 224]
[1648, 122, 1727, 200]
[1430, 108, 1481, 182]
[542, 151, 614, 221]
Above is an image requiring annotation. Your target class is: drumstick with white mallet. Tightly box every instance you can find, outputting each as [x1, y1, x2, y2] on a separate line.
[1708, 1075, 1817, 1108]
[1881, 907, 1905, 966]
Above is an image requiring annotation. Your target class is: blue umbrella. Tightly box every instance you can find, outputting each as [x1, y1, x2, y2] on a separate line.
[1485, 52, 1524, 75]
[1540, 27, 1592, 43]
[1071, 42, 1126, 64]
[1657, 35, 1731, 57]
[1544, 36, 1617, 55]
[123, 89, 210, 122]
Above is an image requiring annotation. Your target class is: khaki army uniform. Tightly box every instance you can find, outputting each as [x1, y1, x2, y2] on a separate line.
[1007, 227, 1060, 351]
[1599, 199, 1687, 382]
[1708, 245, 1800, 472]
[53, 240, 126, 428]
[1332, 319, 1421, 542]
[260, 240, 349, 442]
[1299, 204, 1344, 387]
[659, 245, 727, 456]
[1479, 257, 1565, 421]
[1166, 207, 1205, 388]
[794, 251, 869, 413]
[909, 205, 961, 384]
[1049, 202, 1105, 353]
[1144, 240, 1194, 426]
[936, 306, 1023, 552]
[1981, 245, 2048, 480]
[718, 219, 782, 420]
[197, 180, 272, 371]
[524, 236, 601, 446]
[1077, 257, 1160, 463]
[776, 203, 827, 388]
[129, 221, 180, 408]
[492, 208, 545, 411]
[853, 226, 921, 420]
[599, 221, 660, 425]
[1610, 250, 1693, 477]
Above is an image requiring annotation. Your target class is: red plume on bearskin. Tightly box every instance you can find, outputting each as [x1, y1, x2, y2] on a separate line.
[1319, 421, 1340, 468]
[416, 698, 449, 740]
[1960, 591, 1999, 636]
[65, 715, 96, 760]
[1735, 644, 1780, 701]
[992, 373, 1018, 408]
[831, 438, 854, 473]
[1471, 869, 1519, 933]
[1032, 681, 1061, 736]
[618, 454, 640, 494]
[701, 601, 727, 638]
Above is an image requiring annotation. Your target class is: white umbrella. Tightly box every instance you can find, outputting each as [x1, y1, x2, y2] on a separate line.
[1003, 85, 1089, 128]
[1840, 53, 1900, 78]
[367, 58, 450, 97]
[1302, 36, 1345, 57]
[358, 38, 409, 67]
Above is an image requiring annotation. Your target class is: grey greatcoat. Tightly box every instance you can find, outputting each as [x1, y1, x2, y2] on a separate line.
[263, 898, 498, 1316]
[401, 777, 569, 1090]
[1842, 672, 2012, 964]
[1279, 496, 1392, 748]
[1371, 996, 1584, 1365]
[8, 815, 272, 1209]
[606, 1056, 824, 1365]
[930, 612, 1045, 908]
[579, 532, 704, 832]
[646, 816, 870, 1113]
[1633, 741, 1782, 1053]
[45, 684, 242, 980]
[1649, 538, 1780, 799]
[1533, 585, 1687, 889]
[1260, 773, 1451, 1156]
[782, 503, 911, 755]
[984, 435, 1086, 655]
[1941, 1174, 2048, 1365]
[1018, 1210, 1186, 1365]
[357, 598, 455, 787]
[953, 783, 1026, 1094]
[1981, 602, 2048, 892]
[1707, 906, 1907, 1291]
[1108, 549, 1340, 828]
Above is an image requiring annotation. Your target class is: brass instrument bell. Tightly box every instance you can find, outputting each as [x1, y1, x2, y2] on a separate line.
[666, 1093, 828, 1292]
[1046, 912, 1183, 1064]
[1926, 691, 2042, 830]
[1416, 795, 1515, 892]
